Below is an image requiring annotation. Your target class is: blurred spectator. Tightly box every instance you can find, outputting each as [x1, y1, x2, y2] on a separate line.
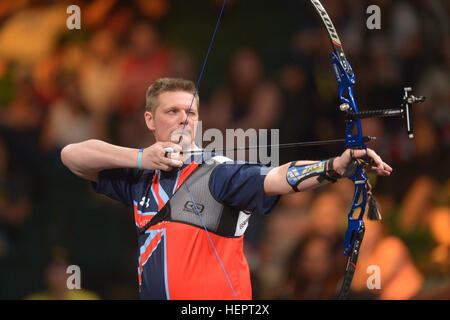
[81, 0, 118, 29]
[308, 191, 345, 243]
[278, 234, 342, 299]
[385, 115, 448, 202]
[366, 36, 402, 109]
[428, 207, 450, 276]
[0, 0, 30, 21]
[276, 64, 315, 151]
[271, 189, 349, 299]
[32, 49, 64, 105]
[254, 192, 312, 299]
[26, 247, 100, 300]
[417, 36, 450, 141]
[399, 175, 439, 233]
[0, 137, 32, 257]
[0, 2, 66, 64]
[0, 75, 44, 180]
[350, 220, 424, 300]
[168, 49, 196, 82]
[78, 28, 120, 115]
[390, 0, 426, 82]
[136, 0, 169, 20]
[115, 21, 171, 117]
[0, 57, 14, 107]
[207, 48, 281, 132]
[412, 206, 450, 299]
[40, 73, 104, 152]
[0, 76, 44, 132]
[113, 109, 153, 149]
[81, 0, 170, 29]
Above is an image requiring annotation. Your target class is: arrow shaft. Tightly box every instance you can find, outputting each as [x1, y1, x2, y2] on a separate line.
[182, 137, 375, 155]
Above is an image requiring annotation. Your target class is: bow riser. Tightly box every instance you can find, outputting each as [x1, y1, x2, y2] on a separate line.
[344, 175, 367, 256]
[330, 52, 368, 256]
[330, 53, 364, 148]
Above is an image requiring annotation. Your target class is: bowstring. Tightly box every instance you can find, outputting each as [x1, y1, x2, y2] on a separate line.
[176, 0, 238, 299]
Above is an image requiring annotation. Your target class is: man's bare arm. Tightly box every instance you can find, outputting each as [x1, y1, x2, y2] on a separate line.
[264, 148, 392, 196]
[61, 139, 183, 182]
[61, 140, 143, 182]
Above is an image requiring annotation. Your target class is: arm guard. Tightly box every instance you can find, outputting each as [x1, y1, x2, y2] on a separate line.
[286, 158, 341, 192]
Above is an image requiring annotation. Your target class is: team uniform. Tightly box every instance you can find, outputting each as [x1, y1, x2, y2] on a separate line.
[91, 153, 280, 299]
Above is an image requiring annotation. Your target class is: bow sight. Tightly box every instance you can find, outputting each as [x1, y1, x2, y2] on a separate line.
[340, 87, 426, 139]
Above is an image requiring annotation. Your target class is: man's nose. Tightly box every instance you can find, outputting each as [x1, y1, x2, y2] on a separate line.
[178, 110, 189, 124]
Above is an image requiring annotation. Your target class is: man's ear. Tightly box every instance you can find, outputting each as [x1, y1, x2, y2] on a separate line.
[144, 111, 155, 131]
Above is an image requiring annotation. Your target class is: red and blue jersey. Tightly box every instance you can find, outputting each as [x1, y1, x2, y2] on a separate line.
[91, 155, 279, 299]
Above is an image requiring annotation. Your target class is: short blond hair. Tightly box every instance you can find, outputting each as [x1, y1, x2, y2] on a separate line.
[145, 78, 199, 114]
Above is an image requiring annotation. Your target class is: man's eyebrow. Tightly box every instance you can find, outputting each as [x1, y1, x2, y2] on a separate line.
[166, 105, 197, 111]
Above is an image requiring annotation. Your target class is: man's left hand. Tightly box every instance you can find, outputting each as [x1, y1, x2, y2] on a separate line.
[333, 148, 393, 177]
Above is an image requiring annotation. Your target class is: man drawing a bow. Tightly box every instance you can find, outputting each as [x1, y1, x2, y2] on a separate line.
[61, 77, 392, 299]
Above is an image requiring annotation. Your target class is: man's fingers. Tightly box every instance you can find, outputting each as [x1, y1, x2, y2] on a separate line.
[163, 147, 183, 165]
[348, 148, 393, 176]
[366, 164, 392, 176]
[366, 149, 393, 172]
[381, 161, 393, 172]
[157, 161, 181, 172]
[169, 158, 183, 167]
[161, 142, 182, 153]
[158, 163, 172, 172]
[141, 142, 184, 171]
[367, 150, 383, 169]
[168, 151, 183, 162]
[365, 155, 392, 176]
[157, 143, 183, 170]
[160, 156, 183, 168]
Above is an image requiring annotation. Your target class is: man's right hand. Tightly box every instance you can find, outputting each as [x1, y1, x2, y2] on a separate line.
[141, 142, 183, 171]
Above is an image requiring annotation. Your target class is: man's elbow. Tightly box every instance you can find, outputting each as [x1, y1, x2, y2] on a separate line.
[60, 143, 75, 168]
[60, 143, 98, 182]
[60, 143, 81, 175]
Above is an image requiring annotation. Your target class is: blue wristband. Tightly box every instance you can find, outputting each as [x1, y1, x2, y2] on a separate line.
[138, 148, 144, 170]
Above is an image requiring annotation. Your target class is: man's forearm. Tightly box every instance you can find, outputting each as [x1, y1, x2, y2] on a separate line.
[61, 139, 139, 182]
[263, 160, 332, 196]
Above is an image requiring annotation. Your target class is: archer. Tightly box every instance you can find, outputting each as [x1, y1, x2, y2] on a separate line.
[61, 77, 392, 299]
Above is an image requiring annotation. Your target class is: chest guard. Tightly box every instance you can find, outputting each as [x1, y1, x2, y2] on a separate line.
[138, 157, 251, 238]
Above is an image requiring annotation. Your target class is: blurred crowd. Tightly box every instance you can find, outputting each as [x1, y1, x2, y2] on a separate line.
[0, 0, 448, 299]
